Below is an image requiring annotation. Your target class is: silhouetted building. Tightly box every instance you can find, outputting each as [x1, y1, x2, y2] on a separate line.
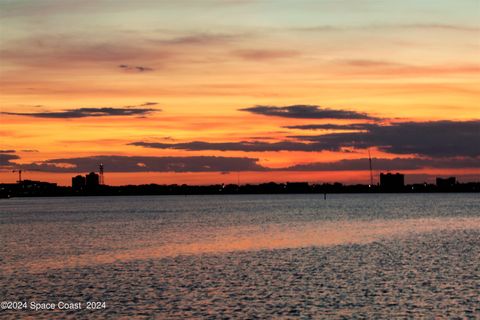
[286, 182, 310, 193]
[0, 180, 57, 197]
[380, 173, 404, 191]
[5, 180, 58, 196]
[258, 182, 285, 193]
[436, 177, 456, 188]
[86, 172, 100, 191]
[72, 175, 86, 192]
[20, 180, 57, 189]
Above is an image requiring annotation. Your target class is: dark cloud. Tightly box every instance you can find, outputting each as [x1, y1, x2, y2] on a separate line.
[131, 120, 480, 157]
[0, 153, 19, 166]
[293, 120, 480, 157]
[285, 157, 480, 171]
[284, 123, 377, 130]
[1, 103, 160, 118]
[240, 105, 378, 120]
[233, 49, 300, 60]
[20, 156, 266, 173]
[21, 149, 39, 152]
[0, 150, 16, 153]
[129, 141, 322, 152]
[118, 64, 154, 72]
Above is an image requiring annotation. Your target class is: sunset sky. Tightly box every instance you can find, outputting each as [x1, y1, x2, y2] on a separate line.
[1, 0, 479, 186]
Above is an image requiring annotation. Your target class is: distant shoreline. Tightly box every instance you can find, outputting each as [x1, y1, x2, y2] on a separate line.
[1, 181, 479, 198]
[2, 192, 480, 200]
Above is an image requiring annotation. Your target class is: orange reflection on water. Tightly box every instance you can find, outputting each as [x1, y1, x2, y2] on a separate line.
[16, 217, 480, 273]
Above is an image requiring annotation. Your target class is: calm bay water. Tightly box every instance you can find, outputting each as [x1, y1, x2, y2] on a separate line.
[1, 194, 479, 318]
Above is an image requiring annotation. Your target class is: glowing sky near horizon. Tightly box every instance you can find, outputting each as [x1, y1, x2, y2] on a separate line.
[0, 0, 479, 185]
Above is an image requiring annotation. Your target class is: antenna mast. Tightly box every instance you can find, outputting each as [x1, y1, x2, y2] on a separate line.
[99, 164, 104, 185]
[368, 149, 374, 187]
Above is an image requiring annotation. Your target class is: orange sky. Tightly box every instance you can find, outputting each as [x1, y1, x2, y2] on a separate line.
[1, 1, 479, 185]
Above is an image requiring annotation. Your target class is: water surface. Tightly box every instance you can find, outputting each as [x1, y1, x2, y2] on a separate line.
[1, 194, 479, 318]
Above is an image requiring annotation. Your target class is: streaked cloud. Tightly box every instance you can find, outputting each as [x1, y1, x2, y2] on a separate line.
[158, 32, 246, 46]
[284, 123, 377, 131]
[337, 59, 403, 68]
[296, 23, 479, 33]
[20, 155, 266, 172]
[118, 64, 154, 72]
[233, 49, 300, 60]
[240, 105, 379, 120]
[391, 23, 479, 32]
[0, 36, 169, 67]
[335, 59, 480, 76]
[129, 141, 323, 152]
[0, 31, 248, 72]
[1, 103, 160, 118]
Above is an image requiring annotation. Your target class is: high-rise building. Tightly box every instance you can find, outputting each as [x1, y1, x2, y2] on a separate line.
[85, 172, 100, 190]
[72, 175, 86, 192]
[380, 173, 405, 191]
[436, 177, 456, 189]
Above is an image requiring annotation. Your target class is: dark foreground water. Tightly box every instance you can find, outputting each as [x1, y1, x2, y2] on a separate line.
[0, 194, 479, 319]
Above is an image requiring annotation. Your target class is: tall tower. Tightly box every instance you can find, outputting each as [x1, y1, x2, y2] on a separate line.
[99, 163, 104, 185]
[13, 169, 23, 183]
[368, 149, 374, 187]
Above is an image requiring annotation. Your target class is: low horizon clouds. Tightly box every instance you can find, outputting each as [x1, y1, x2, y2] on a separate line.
[4, 155, 479, 173]
[285, 157, 480, 171]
